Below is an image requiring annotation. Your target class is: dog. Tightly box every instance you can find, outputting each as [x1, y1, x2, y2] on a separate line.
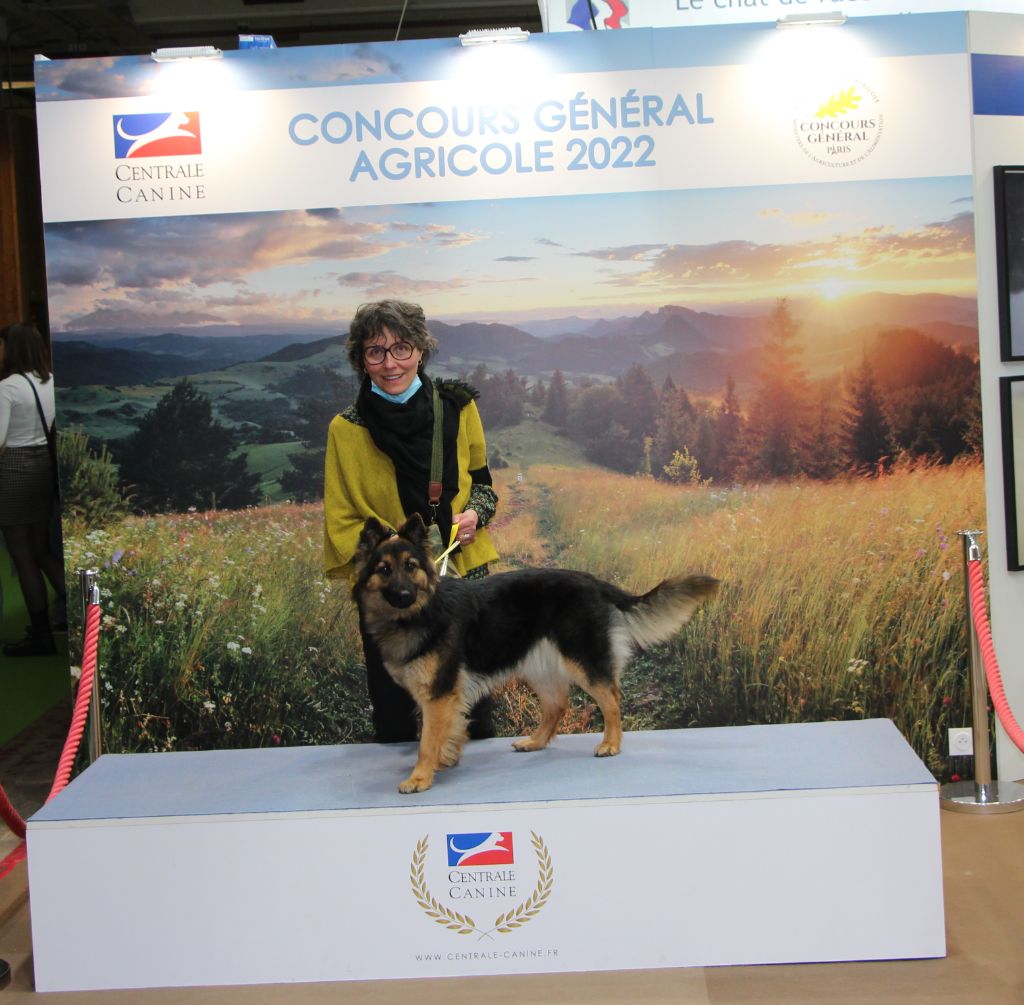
[353, 513, 719, 793]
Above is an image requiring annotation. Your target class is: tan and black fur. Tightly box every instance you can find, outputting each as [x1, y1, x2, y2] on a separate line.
[353, 513, 719, 793]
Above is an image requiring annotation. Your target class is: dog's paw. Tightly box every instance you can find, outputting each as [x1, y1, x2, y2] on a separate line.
[398, 774, 433, 793]
[593, 741, 621, 757]
[439, 751, 461, 768]
[512, 736, 548, 752]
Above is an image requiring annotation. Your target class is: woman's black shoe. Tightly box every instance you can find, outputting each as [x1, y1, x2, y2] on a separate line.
[3, 632, 57, 658]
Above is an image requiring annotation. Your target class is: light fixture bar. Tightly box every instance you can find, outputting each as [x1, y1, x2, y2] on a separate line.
[151, 45, 224, 62]
[459, 27, 530, 47]
[776, 12, 848, 28]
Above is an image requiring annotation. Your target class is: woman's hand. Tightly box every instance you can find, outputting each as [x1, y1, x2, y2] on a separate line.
[453, 509, 479, 546]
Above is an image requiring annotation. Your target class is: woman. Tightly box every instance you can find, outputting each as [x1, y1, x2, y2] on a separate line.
[0, 322, 66, 658]
[324, 300, 500, 742]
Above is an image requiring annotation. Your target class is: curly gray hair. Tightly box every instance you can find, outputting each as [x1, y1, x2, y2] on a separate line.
[345, 300, 439, 375]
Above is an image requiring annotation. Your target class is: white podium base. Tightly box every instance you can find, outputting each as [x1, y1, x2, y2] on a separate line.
[27, 719, 945, 992]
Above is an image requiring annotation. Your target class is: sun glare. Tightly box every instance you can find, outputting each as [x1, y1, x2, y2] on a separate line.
[818, 279, 848, 301]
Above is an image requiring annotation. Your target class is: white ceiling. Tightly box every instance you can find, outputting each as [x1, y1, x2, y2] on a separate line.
[0, 0, 545, 88]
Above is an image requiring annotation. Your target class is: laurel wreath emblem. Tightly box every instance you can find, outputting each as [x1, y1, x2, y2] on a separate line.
[410, 831, 554, 939]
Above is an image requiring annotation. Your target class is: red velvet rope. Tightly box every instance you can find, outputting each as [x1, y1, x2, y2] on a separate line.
[0, 603, 102, 841]
[967, 559, 1024, 754]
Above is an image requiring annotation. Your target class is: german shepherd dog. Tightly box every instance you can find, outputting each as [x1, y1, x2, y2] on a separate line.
[353, 514, 719, 793]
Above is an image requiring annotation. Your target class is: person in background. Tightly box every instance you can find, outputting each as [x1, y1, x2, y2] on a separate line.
[0, 322, 66, 658]
[323, 300, 500, 742]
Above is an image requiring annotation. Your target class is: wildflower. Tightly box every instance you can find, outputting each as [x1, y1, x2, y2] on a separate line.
[271, 734, 282, 745]
[942, 570, 951, 581]
[241, 646, 252, 656]
[226, 641, 240, 652]
[69, 665, 82, 679]
[950, 774, 961, 783]
[942, 696, 953, 707]
[111, 549, 125, 566]
[203, 701, 215, 712]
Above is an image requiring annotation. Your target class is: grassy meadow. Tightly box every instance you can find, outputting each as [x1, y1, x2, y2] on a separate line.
[62, 453, 985, 780]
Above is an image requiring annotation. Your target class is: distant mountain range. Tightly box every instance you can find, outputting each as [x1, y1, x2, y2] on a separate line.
[51, 293, 978, 394]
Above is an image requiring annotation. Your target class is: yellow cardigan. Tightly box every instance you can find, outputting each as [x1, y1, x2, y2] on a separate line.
[323, 398, 499, 580]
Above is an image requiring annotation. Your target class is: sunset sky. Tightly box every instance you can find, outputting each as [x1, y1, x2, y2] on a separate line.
[44, 174, 976, 333]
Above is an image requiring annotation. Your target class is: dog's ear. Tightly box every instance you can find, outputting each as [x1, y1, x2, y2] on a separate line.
[356, 517, 392, 563]
[397, 512, 428, 547]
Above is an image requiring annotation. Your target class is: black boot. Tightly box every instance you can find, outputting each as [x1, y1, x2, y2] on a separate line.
[3, 609, 56, 658]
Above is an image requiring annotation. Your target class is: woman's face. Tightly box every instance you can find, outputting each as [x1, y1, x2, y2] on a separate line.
[363, 325, 423, 396]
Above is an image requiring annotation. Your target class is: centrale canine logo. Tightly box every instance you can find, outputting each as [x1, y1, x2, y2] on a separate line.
[411, 831, 553, 939]
[447, 832, 514, 868]
[113, 112, 202, 159]
[793, 81, 882, 169]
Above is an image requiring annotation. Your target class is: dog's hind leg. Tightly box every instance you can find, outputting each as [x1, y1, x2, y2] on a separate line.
[399, 691, 461, 793]
[565, 661, 624, 757]
[513, 642, 570, 752]
[512, 684, 568, 752]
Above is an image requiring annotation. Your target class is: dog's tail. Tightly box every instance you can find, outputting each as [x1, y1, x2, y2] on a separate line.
[619, 574, 719, 649]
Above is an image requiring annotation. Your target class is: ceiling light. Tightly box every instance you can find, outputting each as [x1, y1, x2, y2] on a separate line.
[776, 12, 848, 28]
[459, 28, 530, 47]
[151, 46, 224, 63]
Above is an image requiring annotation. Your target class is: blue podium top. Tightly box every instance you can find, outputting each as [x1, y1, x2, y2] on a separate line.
[30, 719, 936, 824]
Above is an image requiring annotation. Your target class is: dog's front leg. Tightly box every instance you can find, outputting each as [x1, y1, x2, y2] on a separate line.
[399, 691, 460, 794]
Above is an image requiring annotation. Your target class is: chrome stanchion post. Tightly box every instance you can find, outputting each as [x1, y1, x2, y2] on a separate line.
[941, 532, 1024, 813]
[78, 569, 102, 764]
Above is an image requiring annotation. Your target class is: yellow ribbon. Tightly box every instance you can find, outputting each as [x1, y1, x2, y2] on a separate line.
[434, 523, 461, 575]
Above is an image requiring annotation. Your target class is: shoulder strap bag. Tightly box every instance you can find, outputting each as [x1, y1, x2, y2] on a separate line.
[22, 374, 60, 499]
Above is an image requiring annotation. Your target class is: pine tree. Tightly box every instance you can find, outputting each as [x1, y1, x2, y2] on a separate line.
[114, 379, 261, 513]
[543, 369, 570, 428]
[746, 299, 813, 478]
[711, 375, 744, 483]
[843, 358, 895, 473]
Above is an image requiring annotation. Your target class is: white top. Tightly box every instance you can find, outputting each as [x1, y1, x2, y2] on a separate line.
[0, 371, 56, 448]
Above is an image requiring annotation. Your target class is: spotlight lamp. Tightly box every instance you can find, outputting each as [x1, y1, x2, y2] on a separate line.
[150, 46, 224, 62]
[459, 27, 530, 47]
[775, 12, 849, 28]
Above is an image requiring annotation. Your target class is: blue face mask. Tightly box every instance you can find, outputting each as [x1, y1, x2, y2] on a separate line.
[370, 373, 422, 405]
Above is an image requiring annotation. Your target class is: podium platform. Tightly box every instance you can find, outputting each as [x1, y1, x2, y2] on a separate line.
[27, 719, 945, 992]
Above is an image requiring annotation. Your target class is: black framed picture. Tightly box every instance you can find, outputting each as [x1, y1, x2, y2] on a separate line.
[1000, 376, 1024, 570]
[995, 166, 1024, 361]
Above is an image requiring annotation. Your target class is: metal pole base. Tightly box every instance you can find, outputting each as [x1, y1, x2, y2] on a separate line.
[940, 779, 1024, 814]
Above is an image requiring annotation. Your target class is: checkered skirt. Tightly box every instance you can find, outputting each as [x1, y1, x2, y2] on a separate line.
[0, 445, 55, 525]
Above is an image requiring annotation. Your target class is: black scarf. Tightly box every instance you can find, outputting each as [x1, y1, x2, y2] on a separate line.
[357, 374, 466, 546]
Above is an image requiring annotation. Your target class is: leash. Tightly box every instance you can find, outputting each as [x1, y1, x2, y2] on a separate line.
[434, 524, 460, 576]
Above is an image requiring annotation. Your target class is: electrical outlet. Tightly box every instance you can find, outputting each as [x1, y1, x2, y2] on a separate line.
[948, 727, 974, 757]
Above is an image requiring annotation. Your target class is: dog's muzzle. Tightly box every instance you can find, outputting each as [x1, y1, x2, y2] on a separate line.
[382, 586, 417, 609]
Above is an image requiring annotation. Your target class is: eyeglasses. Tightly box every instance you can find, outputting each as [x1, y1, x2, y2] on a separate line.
[363, 340, 415, 365]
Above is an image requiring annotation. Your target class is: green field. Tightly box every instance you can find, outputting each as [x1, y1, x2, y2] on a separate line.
[60, 415, 985, 780]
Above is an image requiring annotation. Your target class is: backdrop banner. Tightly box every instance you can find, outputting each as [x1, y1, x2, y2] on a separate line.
[30, 14, 983, 790]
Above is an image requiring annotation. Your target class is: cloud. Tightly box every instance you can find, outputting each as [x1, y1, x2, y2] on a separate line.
[759, 208, 837, 227]
[335, 271, 471, 297]
[600, 212, 975, 291]
[572, 244, 666, 262]
[45, 210, 397, 292]
[496, 255, 536, 262]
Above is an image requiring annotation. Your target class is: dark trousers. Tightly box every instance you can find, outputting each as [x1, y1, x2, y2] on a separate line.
[359, 614, 495, 743]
